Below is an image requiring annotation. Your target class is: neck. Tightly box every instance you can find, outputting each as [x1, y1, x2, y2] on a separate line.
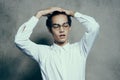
[54, 41, 68, 46]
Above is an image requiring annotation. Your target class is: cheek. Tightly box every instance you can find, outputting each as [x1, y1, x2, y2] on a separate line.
[66, 28, 71, 34]
[51, 29, 59, 37]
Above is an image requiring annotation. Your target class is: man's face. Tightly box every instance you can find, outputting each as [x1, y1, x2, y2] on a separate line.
[51, 14, 71, 45]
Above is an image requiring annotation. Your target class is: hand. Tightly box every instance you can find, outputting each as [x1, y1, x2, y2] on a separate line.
[35, 7, 63, 19]
[62, 9, 75, 17]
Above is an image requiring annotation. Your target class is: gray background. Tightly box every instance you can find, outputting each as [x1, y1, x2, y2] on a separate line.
[0, 0, 120, 80]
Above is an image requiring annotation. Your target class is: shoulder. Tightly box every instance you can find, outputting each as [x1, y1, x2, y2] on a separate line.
[70, 42, 80, 49]
[37, 44, 52, 51]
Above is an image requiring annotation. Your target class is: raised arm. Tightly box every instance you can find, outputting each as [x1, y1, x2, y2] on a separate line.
[62, 9, 100, 56]
[74, 12, 100, 57]
[14, 7, 64, 61]
[15, 7, 63, 42]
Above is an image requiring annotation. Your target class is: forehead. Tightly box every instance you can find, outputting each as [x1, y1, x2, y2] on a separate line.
[52, 14, 68, 24]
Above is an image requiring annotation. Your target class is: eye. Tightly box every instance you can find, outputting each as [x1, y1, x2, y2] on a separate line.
[52, 24, 60, 28]
[63, 23, 69, 27]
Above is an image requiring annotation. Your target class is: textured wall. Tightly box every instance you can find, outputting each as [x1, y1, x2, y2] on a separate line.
[0, 0, 120, 80]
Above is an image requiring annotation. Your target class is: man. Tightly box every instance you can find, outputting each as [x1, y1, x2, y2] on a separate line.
[15, 7, 100, 80]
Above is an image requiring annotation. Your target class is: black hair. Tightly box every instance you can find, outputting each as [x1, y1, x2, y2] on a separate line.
[46, 11, 72, 32]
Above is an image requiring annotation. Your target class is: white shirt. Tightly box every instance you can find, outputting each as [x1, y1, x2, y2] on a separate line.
[15, 12, 100, 80]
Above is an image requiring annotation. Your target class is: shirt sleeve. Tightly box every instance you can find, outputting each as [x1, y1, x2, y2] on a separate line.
[14, 16, 44, 62]
[74, 12, 100, 57]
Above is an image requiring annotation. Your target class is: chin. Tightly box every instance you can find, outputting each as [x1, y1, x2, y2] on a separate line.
[58, 40, 67, 44]
[59, 39, 66, 43]
[54, 38, 68, 45]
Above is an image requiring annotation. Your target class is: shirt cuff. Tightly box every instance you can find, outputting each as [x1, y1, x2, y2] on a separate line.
[74, 12, 83, 18]
[26, 16, 39, 29]
[29, 16, 39, 24]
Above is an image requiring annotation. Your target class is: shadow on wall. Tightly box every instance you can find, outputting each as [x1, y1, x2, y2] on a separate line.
[0, 36, 53, 80]
[33, 36, 53, 45]
[0, 51, 43, 80]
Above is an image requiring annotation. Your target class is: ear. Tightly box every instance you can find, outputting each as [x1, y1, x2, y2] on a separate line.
[48, 28, 53, 34]
[69, 27, 71, 31]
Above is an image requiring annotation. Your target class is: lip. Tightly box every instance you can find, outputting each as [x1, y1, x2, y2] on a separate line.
[59, 34, 66, 38]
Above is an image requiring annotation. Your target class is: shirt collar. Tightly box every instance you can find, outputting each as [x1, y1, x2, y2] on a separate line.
[52, 42, 70, 50]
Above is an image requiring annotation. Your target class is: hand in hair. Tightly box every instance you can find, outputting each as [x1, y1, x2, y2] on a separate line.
[35, 7, 75, 19]
[35, 7, 63, 19]
[61, 9, 75, 17]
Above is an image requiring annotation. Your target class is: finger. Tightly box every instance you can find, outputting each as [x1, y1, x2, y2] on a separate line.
[51, 7, 63, 12]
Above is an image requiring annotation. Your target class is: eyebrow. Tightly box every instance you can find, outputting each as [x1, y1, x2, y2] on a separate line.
[52, 22, 68, 25]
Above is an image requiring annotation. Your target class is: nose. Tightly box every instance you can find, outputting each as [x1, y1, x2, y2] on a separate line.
[59, 26, 64, 33]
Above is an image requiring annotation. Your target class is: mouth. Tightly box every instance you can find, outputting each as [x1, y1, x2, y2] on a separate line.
[59, 34, 66, 38]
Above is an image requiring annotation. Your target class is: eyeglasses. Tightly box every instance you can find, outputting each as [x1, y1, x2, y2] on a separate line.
[52, 22, 70, 30]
